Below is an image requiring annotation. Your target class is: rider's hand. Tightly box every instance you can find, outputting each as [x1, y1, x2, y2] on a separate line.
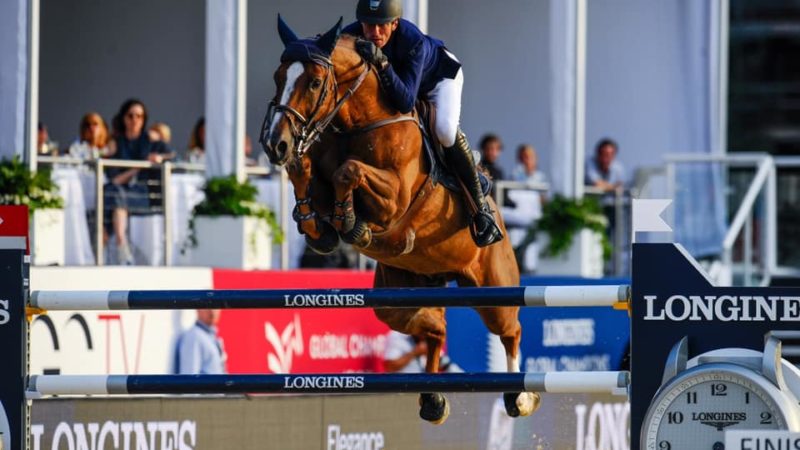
[356, 40, 388, 70]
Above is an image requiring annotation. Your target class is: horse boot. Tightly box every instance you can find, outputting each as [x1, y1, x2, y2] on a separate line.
[444, 130, 504, 247]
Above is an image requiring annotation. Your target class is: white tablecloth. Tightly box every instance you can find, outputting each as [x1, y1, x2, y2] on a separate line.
[52, 168, 95, 265]
[501, 189, 543, 272]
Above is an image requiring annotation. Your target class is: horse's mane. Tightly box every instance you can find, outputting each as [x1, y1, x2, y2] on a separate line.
[332, 34, 361, 66]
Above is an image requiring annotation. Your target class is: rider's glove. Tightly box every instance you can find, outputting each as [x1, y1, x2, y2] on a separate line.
[356, 40, 389, 70]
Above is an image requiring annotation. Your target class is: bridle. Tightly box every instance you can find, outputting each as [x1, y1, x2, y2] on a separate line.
[260, 55, 371, 160]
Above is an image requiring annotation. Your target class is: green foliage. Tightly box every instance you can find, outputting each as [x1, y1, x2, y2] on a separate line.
[518, 195, 611, 261]
[186, 175, 284, 249]
[0, 156, 63, 212]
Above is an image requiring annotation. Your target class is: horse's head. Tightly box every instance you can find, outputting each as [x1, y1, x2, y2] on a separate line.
[261, 16, 355, 166]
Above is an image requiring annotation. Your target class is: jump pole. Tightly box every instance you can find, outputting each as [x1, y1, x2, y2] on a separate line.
[29, 285, 630, 311]
[28, 372, 630, 397]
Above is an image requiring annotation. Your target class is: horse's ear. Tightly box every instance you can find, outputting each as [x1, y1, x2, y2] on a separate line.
[316, 16, 343, 56]
[277, 14, 298, 47]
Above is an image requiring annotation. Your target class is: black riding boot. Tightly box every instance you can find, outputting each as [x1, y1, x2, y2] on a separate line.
[444, 130, 504, 247]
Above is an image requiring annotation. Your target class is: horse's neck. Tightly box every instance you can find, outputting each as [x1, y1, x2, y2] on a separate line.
[336, 71, 405, 130]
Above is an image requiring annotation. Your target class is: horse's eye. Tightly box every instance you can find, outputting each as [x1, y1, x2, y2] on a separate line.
[310, 79, 323, 90]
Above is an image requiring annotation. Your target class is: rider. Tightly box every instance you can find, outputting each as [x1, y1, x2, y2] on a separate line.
[342, 0, 503, 247]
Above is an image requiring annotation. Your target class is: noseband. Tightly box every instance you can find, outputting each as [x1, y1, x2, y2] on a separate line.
[260, 57, 370, 159]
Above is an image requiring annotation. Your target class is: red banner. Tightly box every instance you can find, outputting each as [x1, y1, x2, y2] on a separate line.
[213, 269, 391, 374]
[0, 205, 29, 253]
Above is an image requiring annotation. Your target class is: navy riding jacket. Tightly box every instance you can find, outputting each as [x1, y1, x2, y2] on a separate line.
[343, 19, 460, 113]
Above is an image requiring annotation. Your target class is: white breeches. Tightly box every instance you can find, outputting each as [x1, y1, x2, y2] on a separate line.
[426, 51, 463, 148]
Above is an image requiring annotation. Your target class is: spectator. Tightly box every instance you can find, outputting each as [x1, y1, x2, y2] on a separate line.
[68, 112, 110, 161]
[148, 122, 171, 145]
[383, 331, 459, 373]
[479, 133, 505, 182]
[147, 122, 177, 162]
[174, 309, 227, 374]
[585, 138, 625, 193]
[37, 122, 58, 156]
[585, 138, 626, 255]
[512, 144, 547, 186]
[104, 98, 162, 265]
[185, 117, 205, 164]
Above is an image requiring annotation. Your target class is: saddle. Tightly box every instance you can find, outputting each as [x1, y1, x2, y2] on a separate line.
[414, 100, 491, 196]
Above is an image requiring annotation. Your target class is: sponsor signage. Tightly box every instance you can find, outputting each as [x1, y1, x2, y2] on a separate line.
[30, 420, 196, 450]
[214, 269, 388, 374]
[446, 276, 630, 373]
[631, 244, 800, 450]
[29, 392, 623, 450]
[725, 431, 800, 450]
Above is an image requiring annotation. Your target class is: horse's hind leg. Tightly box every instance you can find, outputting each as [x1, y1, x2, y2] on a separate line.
[465, 241, 540, 418]
[475, 307, 541, 417]
[373, 263, 450, 425]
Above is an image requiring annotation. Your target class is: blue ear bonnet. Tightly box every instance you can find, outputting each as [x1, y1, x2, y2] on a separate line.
[277, 15, 342, 66]
[280, 39, 333, 66]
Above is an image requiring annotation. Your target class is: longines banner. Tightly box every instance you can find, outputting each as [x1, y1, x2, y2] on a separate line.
[31, 393, 629, 450]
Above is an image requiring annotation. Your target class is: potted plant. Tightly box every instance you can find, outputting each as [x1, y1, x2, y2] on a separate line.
[187, 175, 283, 269]
[0, 156, 65, 265]
[515, 195, 611, 277]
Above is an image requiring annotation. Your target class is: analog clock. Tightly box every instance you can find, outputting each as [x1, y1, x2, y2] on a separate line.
[641, 335, 800, 450]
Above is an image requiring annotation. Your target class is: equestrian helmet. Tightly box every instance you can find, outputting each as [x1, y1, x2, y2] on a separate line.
[356, 0, 402, 24]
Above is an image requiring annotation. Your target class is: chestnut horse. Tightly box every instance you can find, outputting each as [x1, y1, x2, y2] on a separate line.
[261, 17, 539, 424]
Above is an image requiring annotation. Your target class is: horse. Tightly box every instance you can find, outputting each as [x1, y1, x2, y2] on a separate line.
[261, 16, 539, 424]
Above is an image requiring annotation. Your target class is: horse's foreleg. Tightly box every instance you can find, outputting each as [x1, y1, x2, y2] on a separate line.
[332, 160, 400, 245]
[286, 157, 339, 254]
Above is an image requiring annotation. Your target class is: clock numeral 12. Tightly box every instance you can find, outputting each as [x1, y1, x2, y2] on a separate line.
[711, 383, 728, 396]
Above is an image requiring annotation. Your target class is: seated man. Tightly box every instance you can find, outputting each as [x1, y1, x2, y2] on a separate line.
[343, 0, 502, 247]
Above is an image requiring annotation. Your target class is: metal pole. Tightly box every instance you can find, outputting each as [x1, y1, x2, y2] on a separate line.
[26, 0, 40, 173]
[162, 162, 173, 266]
[573, 0, 587, 199]
[744, 214, 752, 286]
[95, 159, 104, 266]
[764, 163, 777, 284]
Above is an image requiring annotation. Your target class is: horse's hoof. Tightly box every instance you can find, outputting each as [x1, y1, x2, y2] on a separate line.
[341, 220, 371, 246]
[504, 392, 540, 417]
[419, 393, 450, 425]
[305, 223, 339, 255]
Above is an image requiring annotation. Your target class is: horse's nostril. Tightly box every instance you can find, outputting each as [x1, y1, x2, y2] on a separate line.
[277, 140, 288, 155]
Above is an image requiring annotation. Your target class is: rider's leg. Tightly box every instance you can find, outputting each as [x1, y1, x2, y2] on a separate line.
[429, 61, 503, 247]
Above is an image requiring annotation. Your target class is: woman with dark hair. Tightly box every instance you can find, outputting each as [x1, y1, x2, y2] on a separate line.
[104, 98, 165, 264]
[185, 117, 205, 164]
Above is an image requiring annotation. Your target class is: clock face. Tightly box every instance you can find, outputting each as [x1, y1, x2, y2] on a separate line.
[643, 368, 788, 450]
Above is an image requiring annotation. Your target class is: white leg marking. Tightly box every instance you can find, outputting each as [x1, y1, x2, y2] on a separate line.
[269, 62, 304, 136]
[507, 353, 521, 373]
